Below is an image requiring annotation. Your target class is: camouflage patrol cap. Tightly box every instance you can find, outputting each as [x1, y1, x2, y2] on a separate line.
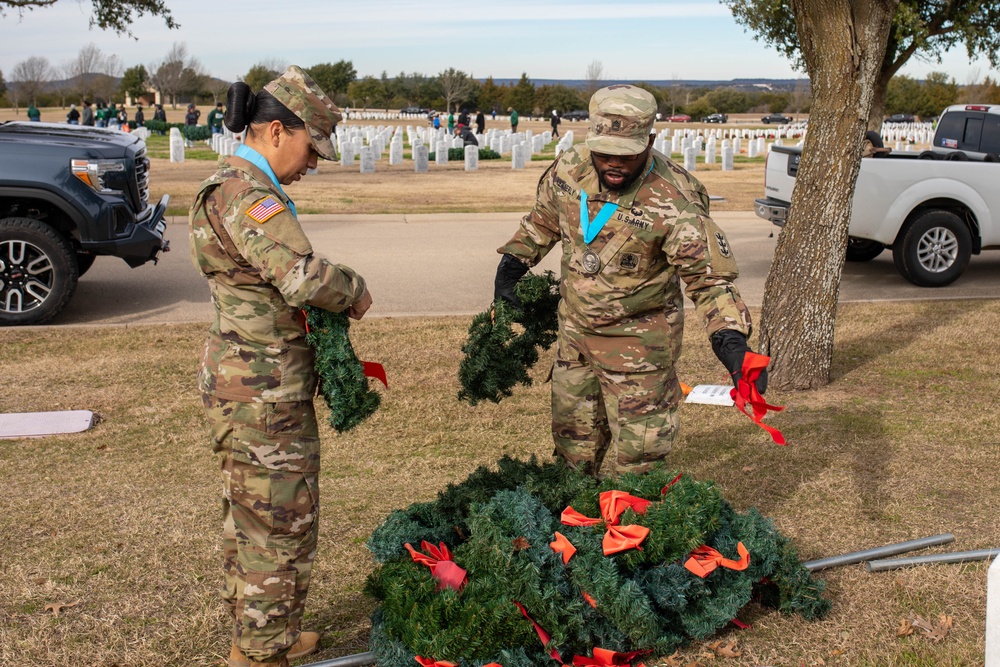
[586, 85, 656, 156]
[264, 65, 342, 160]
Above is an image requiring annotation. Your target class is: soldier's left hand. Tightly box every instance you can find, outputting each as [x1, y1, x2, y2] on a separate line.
[711, 329, 767, 394]
[348, 288, 372, 320]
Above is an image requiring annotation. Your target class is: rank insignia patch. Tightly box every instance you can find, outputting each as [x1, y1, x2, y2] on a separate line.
[247, 196, 285, 223]
[715, 231, 731, 257]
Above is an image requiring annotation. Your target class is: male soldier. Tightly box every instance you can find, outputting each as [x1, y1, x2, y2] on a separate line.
[494, 84, 766, 477]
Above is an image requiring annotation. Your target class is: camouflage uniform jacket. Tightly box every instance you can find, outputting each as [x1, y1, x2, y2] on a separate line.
[189, 155, 366, 402]
[499, 144, 751, 372]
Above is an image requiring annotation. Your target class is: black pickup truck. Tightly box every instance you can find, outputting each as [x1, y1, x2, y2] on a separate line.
[0, 121, 170, 325]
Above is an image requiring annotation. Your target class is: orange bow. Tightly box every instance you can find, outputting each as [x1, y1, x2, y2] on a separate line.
[404, 541, 467, 591]
[561, 491, 652, 555]
[550, 531, 577, 564]
[684, 542, 751, 578]
[572, 647, 649, 666]
[414, 657, 457, 667]
[730, 352, 785, 445]
[514, 600, 562, 662]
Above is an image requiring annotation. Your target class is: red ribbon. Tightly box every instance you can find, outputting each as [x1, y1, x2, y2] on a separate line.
[684, 542, 751, 578]
[549, 531, 577, 564]
[730, 351, 785, 445]
[362, 361, 388, 388]
[513, 601, 562, 662]
[414, 658, 457, 667]
[572, 647, 649, 666]
[560, 491, 652, 555]
[404, 541, 467, 591]
[660, 473, 683, 495]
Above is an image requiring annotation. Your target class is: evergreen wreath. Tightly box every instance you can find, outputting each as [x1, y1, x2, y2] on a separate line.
[458, 271, 560, 405]
[305, 306, 381, 432]
[366, 458, 830, 667]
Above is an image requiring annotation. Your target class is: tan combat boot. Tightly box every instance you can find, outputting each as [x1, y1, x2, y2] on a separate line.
[229, 632, 319, 666]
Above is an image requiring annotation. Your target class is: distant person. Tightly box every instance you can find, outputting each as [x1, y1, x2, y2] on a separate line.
[207, 101, 225, 134]
[457, 109, 469, 127]
[117, 106, 128, 126]
[81, 100, 95, 126]
[66, 104, 80, 125]
[508, 106, 518, 133]
[475, 108, 485, 135]
[108, 102, 119, 129]
[153, 104, 167, 122]
[27, 104, 40, 122]
[185, 103, 200, 125]
[550, 109, 560, 138]
[134, 104, 145, 127]
[95, 103, 108, 127]
[433, 114, 441, 130]
[491, 108, 497, 121]
[447, 111, 455, 133]
[455, 123, 478, 147]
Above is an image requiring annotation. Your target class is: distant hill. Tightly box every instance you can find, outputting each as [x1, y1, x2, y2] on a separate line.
[486, 78, 809, 92]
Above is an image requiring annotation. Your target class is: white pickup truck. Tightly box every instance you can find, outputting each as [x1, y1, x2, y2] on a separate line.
[754, 104, 1000, 287]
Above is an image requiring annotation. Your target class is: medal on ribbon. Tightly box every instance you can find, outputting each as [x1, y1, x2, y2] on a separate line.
[579, 191, 617, 275]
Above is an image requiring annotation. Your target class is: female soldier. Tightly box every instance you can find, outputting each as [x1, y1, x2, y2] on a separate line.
[189, 66, 372, 667]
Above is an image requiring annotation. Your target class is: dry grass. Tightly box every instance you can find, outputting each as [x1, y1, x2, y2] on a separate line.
[1, 300, 997, 666]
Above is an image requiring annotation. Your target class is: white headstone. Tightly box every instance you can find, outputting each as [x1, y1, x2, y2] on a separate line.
[360, 146, 376, 173]
[987, 555, 1000, 666]
[340, 147, 354, 167]
[721, 145, 734, 171]
[464, 144, 479, 171]
[414, 145, 429, 172]
[748, 140, 759, 159]
[389, 140, 403, 165]
[435, 141, 449, 165]
[706, 142, 716, 164]
[169, 134, 185, 163]
[683, 146, 696, 171]
[511, 144, 526, 170]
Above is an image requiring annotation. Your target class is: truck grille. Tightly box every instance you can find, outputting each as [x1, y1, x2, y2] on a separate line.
[134, 145, 150, 210]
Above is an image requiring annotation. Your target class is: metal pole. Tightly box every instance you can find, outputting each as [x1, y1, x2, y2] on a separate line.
[299, 651, 376, 667]
[866, 548, 999, 573]
[803, 533, 955, 571]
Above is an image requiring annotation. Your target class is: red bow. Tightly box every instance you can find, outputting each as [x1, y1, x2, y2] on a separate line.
[561, 491, 652, 555]
[414, 658, 457, 667]
[362, 361, 389, 388]
[572, 647, 649, 666]
[661, 472, 683, 495]
[684, 542, 751, 578]
[404, 541, 467, 591]
[550, 531, 577, 564]
[513, 601, 562, 662]
[730, 351, 785, 445]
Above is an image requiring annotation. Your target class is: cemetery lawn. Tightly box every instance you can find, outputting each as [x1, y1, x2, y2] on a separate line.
[1, 300, 997, 666]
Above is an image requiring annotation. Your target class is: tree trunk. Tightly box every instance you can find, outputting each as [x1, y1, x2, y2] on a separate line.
[759, 0, 898, 391]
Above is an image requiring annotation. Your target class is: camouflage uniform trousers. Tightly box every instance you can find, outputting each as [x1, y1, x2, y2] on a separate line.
[551, 354, 680, 477]
[202, 394, 321, 662]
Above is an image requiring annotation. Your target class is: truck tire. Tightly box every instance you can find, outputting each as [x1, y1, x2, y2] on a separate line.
[892, 210, 972, 287]
[0, 217, 79, 325]
[846, 237, 884, 262]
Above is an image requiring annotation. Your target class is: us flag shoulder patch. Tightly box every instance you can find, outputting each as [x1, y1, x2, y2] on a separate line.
[246, 196, 284, 223]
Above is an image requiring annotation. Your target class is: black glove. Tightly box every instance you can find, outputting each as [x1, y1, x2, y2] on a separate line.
[711, 329, 767, 395]
[494, 254, 530, 309]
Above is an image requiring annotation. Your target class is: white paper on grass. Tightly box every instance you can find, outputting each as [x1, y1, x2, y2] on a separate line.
[684, 384, 735, 407]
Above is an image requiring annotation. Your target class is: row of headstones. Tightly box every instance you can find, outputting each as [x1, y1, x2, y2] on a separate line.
[654, 134, 772, 166]
[883, 128, 934, 144]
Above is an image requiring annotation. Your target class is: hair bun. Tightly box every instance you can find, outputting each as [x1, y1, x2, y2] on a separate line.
[224, 81, 254, 133]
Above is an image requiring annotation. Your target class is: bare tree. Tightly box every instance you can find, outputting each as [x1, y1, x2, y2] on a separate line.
[11, 55, 51, 107]
[150, 43, 202, 108]
[758, 0, 899, 390]
[665, 73, 686, 115]
[438, 68, 473, 113]
[64, 43, 112, 101]
[584, 60, 605, 99]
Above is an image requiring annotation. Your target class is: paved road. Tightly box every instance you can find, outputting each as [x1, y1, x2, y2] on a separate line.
[50, 211, 1000, 326]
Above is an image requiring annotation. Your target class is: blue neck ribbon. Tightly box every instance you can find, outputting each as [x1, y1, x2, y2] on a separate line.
[234, 143, 297, 218]
[579, 191, 618, 244]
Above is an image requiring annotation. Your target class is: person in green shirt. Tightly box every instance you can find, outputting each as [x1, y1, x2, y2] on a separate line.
[509, 107, 519, 133]
[207, 101, 225, 134]
[27, 104, 40, 122]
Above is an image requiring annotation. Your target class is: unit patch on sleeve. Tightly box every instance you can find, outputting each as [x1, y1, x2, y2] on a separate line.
[246, 196, 285, 223]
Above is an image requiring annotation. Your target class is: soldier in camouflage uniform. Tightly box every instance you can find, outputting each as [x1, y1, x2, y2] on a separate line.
[189, 66, 372, 667]
[495, 85, 766, 478]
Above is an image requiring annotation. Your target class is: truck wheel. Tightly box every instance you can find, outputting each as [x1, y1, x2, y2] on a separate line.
[0, 217, 79, 325]
[892, 210, 972, 287]
[845, 237, 884, 262]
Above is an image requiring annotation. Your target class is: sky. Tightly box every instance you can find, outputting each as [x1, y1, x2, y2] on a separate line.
[1, 0, 997, 86]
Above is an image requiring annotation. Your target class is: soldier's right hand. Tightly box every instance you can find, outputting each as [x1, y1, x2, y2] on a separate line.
[494, 254, 529, 309]
[348, 288, 372, 320]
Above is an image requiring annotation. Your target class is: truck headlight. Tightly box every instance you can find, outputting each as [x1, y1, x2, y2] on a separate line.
[71, 158, 127, 194]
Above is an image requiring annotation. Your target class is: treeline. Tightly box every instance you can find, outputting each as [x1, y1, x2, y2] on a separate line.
[0, 41, 994, 121]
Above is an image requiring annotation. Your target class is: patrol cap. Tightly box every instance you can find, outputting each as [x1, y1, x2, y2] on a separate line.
[264, 65, 342, 161]
[586, 84, 656, 156]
